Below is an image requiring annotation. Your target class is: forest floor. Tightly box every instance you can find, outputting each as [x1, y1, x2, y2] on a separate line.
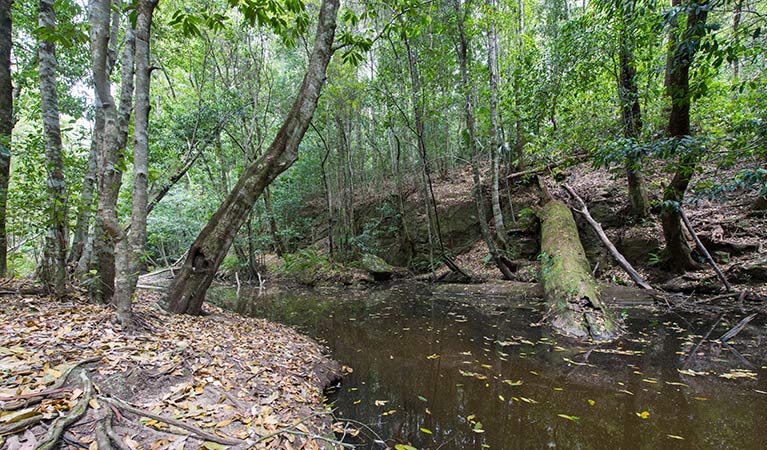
[430, 159, 767, 299]
[0, 287, 348, 450]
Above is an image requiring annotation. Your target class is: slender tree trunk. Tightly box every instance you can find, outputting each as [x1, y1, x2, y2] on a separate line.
[732, 0, 741, 82]
[88, 0, 134, 303]
[165, 0, 340, 315]
[618, 3, 650, 219]
[661, 0, 709, 272]
[515, 0, 525, 171]
[69, 133, 98, 266]
[114, 0, 157, 327]
[38, 0, 68, 297]
[263, 187, 285, 256]
[0, 0, 11, 277]
[487, 0, 506, 246]
[456, 0, 513, 280]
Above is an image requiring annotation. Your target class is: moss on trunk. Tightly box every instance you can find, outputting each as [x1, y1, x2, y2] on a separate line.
[539, 200, 619, 340]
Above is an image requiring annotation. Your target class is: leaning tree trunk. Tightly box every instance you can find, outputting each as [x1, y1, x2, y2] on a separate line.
[38, 0, 68, 297]
[0, 0, 11, 277]
[165, 0, 339, 315]
[661, 0, 708, 272]
[539, 200, 619, 340]
[114, 0, 157, 327]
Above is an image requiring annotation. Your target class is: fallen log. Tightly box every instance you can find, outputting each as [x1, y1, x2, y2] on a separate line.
[538, 199, 621, 340]
[563, 184, 653, 290]
[677, 205, 733, 292]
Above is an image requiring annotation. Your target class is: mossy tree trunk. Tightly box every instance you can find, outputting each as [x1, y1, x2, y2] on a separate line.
[539, 200, 619, 340]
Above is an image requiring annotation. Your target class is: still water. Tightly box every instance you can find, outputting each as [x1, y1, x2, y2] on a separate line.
[211, 283, 766, 450]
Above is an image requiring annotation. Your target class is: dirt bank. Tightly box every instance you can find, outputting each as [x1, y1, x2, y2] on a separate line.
[0, 289, 343, 449]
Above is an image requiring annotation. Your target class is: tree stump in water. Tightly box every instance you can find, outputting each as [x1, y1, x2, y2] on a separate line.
[539, 200, 620, 340]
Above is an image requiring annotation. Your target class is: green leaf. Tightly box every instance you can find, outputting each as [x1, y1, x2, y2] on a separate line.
[420, 427, 432, 434]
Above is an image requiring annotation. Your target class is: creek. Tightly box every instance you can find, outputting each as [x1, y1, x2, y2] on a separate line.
[210, 282, 766, 450]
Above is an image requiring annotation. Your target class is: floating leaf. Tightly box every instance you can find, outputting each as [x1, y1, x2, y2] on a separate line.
[420, 427, 433, 434]
[636, 411, 650, 419]
[473, 421, 484, 433]
[667, 435, 684, 440]
[587, 399, 595, 406]
[426, 354, 440, 360]
[395, 445, 417, 450]
[417, 395, 428, 402]
[374, 400, 389, 406]
[557, 414, 579, 421]
[502, 379, 523, 386]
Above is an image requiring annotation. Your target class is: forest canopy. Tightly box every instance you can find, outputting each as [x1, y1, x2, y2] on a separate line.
[0, 0, 765, 320]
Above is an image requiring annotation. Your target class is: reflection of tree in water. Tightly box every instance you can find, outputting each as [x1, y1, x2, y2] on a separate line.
[212, 285, 766, 450]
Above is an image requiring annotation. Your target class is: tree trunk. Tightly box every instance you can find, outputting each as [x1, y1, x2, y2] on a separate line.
[661, 0, 709, 272]
[165, 0, 339, 315]
[263, 187, 285, 256]
[618, 4, 649, 219]
[456, 0, 513, 281]
[732, 0, 741, 82]
[487, 0, 506, 245]
[68, 133, 98, 266]
[514, 0, 525, 171]
[38, 0, 68, 297]
[539, 200, 619, 340]
[0, 0, 11, 277]
[114, 0, 157, 327]
[88, 0, 134, 303]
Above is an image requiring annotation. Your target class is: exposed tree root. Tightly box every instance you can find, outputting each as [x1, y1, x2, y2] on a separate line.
[35, 371, 93, 450]
[1, 356, 100, 411]
[100, 396, 245, 446]
[0, 415, 44, 436]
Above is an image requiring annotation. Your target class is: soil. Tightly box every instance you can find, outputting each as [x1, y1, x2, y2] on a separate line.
[0, 288, 343, 450]
[410, 159, 767, 299]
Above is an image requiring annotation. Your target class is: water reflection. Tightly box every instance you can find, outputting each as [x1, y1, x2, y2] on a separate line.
[209, 283, 765, 450]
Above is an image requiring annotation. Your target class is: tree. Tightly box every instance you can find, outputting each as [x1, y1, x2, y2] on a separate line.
[487, 0, 506, 245]
[165, 0, 341, 315]
[114, 0, 158, 327]
[617, 0, 650, 219]
[0, 0, 11, 277]
[38, 0, 68, 297]
[660, 0, 710, 272]
[454, 0, 514, 280]
[88, 0, 134, 304]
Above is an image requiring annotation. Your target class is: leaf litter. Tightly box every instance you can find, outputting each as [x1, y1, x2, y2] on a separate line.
[0, 290, 343, 449]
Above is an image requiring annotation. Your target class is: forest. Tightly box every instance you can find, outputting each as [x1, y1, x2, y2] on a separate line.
[1, 0, 766, 448]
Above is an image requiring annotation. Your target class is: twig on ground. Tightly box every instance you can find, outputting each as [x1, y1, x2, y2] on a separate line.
[99, 396, 244, 446]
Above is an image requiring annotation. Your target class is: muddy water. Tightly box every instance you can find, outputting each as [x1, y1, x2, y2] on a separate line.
[211, 283, 766, 450]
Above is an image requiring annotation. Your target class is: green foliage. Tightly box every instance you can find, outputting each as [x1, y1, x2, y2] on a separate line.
[279, 248, 338, 284]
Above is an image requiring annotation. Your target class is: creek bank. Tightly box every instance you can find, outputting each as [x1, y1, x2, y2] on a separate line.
[0, 289, 341, 449]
